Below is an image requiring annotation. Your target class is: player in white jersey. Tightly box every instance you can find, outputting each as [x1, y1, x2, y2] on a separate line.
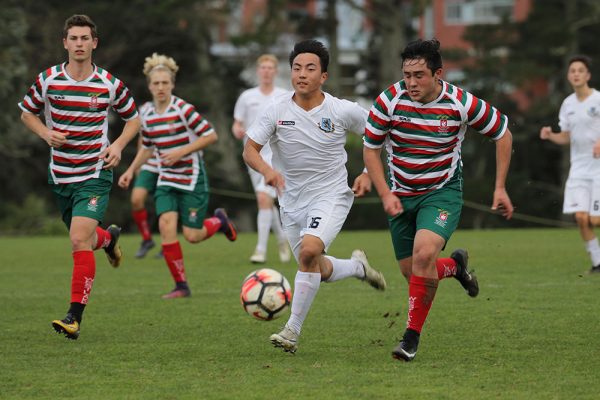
[232, 54, 290, 264]
[540, 55, 600, 273]
[244, 39, 387, 354]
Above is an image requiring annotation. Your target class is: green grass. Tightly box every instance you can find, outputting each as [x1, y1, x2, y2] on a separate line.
[1, 228, 599, 399]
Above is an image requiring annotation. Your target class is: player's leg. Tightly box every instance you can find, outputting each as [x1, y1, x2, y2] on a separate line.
[565, 179, 600, 271]
[159, 211, 190, 298]
[271, 205, 291, 262]
[251, 191, 274, 263]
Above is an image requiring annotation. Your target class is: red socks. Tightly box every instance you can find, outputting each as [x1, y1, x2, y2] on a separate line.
[436, 257, 457, 280]
[71, 250, 96, 304]
[203, 217, 221, 239]
[93, 227, 112, 250]
[133, 209, 152, 241]
[406, 275, 438, 334]
[162, 241, 186, 283]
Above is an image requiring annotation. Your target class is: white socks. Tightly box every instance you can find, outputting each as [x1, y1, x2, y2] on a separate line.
[324, 256, 364, 282]
[286, 271, 321, 335]
[256, 208, 272, 254]
[585, 237, 600, 266]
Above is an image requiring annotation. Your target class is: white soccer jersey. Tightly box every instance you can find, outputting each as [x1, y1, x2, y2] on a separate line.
[247, 92, 368, 210]
[234, 86, 288, 164]
[559, 89, 600, 179]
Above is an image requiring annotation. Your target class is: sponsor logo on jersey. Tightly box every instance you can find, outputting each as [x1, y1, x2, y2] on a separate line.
[278, 120, 295, 126]
[318, 117, 334, 133]
[398, 116, 411, 123]
[87, 196, 99, 212]
[51, 94, 65, 101]
[434, 209, 449, 228]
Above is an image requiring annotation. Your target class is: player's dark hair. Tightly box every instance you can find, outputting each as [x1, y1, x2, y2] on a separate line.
[289, 39, 329, 73]
[401, 38, 443, 75]
[568, 55, 592, 72]
[63, 14, 97, 38]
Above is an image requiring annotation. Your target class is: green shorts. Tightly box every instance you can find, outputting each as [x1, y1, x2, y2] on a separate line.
[52, 176, 112, 229]
[154, 178, 209, 229]
[133, 169, 159, 193]
[389, 177, 463, 260]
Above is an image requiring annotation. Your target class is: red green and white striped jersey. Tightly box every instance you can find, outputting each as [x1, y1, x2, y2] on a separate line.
[141, 95, 215, 191]
[364, 79, 508, 196]
[18, 63, 138, 184]
[138, 102, 160, 174]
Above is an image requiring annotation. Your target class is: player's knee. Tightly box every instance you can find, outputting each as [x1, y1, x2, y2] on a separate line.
[411, 246, 437, 271]
[298, 247, 319, 269]
[575, 212, 591, 226]
[590, 216, 600, 227]
[183, 229, 203, 244]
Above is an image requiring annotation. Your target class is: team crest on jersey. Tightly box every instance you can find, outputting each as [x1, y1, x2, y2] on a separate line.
[318, 118, 334, 133]
[434, 209, 450, 228]
[188, 208, 198, 223]
[437, 115, 450, 134]
[587, 106, 600, 118]
[87, 196, 99, 212]
[88, 93, 100, 110]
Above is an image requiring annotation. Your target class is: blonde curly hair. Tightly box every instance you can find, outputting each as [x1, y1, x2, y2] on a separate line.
[143, 53, 179, 83]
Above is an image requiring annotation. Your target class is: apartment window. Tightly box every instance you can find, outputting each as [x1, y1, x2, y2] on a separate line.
[445, 0, 514, 25]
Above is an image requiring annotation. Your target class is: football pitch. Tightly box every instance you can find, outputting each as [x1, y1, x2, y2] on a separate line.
[1, 228, 599, 399]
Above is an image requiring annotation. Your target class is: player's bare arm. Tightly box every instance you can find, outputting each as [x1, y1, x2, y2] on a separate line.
[161, 132, 218, 166]
[20, 111, 68, 148]
[243, 138, 285, 193]
[363, 146, 403, 216]
[351, 171, 372, 197]
[102, 116, 141, 169]
[492, 129, 514, 219]
[540, 126, 570, 145]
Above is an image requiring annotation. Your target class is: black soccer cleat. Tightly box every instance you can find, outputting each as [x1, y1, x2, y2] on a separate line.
[589, 265, 600, 274]
[104, 225, 123, 268]
[135, 239, 155, 259]
[392, 329, 420, 362]
[52, 313, 80, 340]
[451, 249, 479, 298]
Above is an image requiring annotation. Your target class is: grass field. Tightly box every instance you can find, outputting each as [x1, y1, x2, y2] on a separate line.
[1, 228, 599, 399]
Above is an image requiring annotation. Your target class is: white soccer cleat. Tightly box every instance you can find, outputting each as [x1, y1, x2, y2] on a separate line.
[352, 249, 387, 291]
[250, 251, 266, 264]
[278, 242, 291, 263]
[270, 325, 299, 353]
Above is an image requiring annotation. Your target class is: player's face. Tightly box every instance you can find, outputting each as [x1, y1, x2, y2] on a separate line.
[63, 26, 97, 63]
[257, 60, 277, 86]
[402, 58, 442, 104]
[567, 61, 590, 90]
[291, 53, 328, 97]
[148, 70, 174, 104]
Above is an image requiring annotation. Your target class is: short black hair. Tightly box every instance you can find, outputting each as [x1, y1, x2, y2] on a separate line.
[568, 55, 592, 72]
[63, 14, 97, 38]
[401, 38, 443, 74]
[289, 39, 329, 73]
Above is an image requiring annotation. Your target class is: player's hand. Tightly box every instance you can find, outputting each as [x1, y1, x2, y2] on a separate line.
[232, 126, 246, 140]
[160, 149, 184, 166]
[539, 126, 552, 140]
[101, 143, 123, 169]
[352, 172, 372, 197]
[593, 140, 600, 158]
[264, 168, 285, 196]
[491, 187, 513, 220]
[118, 170, 133, 189]
[43, 129, 68, 148]
[382, 191, 403, 217]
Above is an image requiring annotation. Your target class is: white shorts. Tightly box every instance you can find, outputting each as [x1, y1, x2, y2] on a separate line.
[247, 166, 276, 198]
[281, 192, 353, 263]
[563, 178, 600, 216]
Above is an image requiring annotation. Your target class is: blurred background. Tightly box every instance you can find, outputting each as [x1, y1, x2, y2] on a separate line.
[2, 0, 600, 236]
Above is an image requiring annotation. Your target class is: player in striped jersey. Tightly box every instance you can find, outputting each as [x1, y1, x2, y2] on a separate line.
[18, 15, 141, 339]
[244, 40, 387, 354]
[118, 53, 237, 299]
[363, 39, 514, 361]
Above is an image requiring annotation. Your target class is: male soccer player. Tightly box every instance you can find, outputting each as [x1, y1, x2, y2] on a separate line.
[18, 14, 141, 339]
[244, 39, 387, 354]
[540, 55, 600, 273]
[363, 38, 514, 361]
[118, 53, 237, 299]
[233, 54, 290, 264]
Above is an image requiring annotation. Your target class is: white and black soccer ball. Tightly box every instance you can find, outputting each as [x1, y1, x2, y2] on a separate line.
[241, 268, 292, 321]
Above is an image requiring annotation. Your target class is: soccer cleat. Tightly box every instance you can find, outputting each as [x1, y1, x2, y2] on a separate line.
[161, 287, 191, 299]
[278, 242, 291, 263]
[104, 224, 123, 268]
[52, 313, 80, 340]
[135, 239, 155, 258]
[214, 208, 237, 242]
[589, 265, 600, 274]
[250, 251, 266, 264]
[392, 329, 420, 362]
[270, 325, 299, 353]
[451, 249, 479, 297]
[352, 249, 387, 291]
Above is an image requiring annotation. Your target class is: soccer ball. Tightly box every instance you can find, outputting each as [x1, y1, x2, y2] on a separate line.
[241, 268, 292, 321]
